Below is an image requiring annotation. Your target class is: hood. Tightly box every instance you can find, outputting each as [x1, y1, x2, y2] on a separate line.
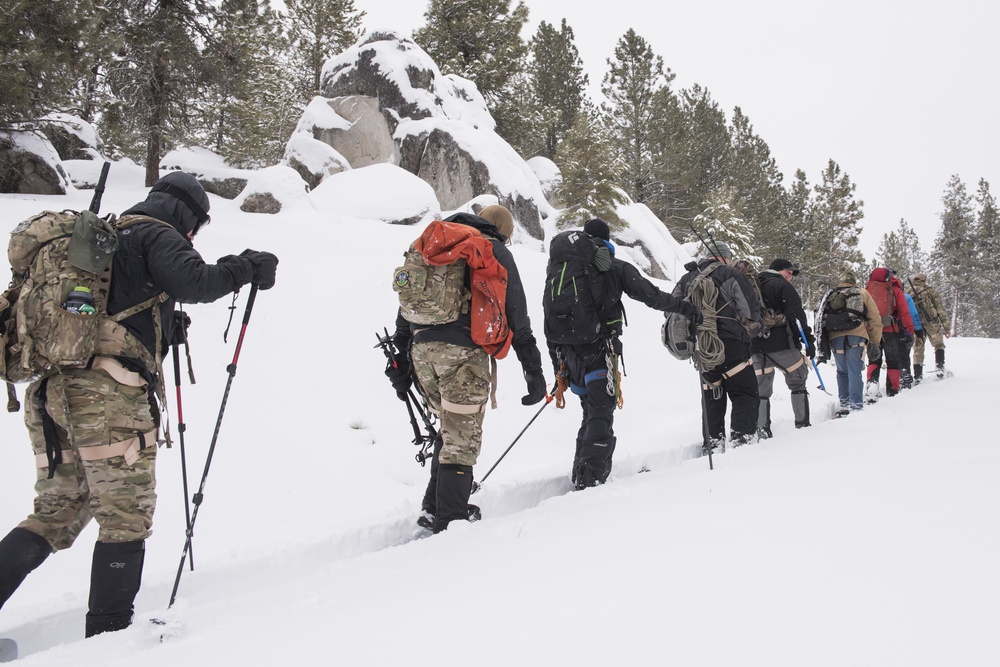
[443, 212, 502, 241]
[122, 171, 211, 237]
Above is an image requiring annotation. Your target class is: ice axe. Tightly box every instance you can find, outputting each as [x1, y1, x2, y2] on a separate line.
[797, 322, 830, 395]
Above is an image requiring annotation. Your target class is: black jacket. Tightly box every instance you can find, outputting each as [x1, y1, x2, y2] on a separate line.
[751, 269, 812, 355]
[673, 259, 761, 344]
[395, 213, 542, 373]
[109, 217, 252, 372]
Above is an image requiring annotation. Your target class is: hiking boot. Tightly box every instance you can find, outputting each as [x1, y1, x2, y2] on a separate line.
[835, 408, 851, 418]
[757, 427, 773, 440]
[864, 381, 881, 404]
[913, 364, 923, 385]
[431, 465, 474, 533]
[86, 540, 145, 638]
[900, 368, 913, 389]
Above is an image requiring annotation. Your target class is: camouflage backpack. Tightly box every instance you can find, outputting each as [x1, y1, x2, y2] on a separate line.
[823, 286, 866, 333]
[0, 210, 167, 399]
[393, 242, 470, 325]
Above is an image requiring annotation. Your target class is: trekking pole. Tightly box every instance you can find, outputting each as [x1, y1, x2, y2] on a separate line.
[796, 322, 829, 394]
[692, 335, 714, 471]
[169, 286, 258, 608]
[471, 389, 555, 493]
[171, 342, 195, 572]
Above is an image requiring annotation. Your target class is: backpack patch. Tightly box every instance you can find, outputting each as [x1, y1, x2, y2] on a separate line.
[542, 230, 618, 346]
[823, 287, 866, 332]
[393, 244, 470, 326]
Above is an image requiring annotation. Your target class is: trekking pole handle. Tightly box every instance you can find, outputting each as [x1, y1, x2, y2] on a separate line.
[89, 161, 111, 214]
[229, 285, 258, 372]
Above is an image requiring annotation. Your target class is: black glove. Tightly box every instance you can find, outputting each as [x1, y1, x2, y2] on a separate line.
[522, 368, 546, 406]
[676, 301, 703, 325]
[169, 310, 191, 346]
[902, 331, 914, 349]
[805, 333, 816, 359]
[384, 357, 412, 401]
[239, 249, 279, 290]
[916, 329, 926, 340]
[217, 253, 254, 287]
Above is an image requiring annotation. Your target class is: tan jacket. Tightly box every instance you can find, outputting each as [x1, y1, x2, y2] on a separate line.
[827, 283, 883, 346]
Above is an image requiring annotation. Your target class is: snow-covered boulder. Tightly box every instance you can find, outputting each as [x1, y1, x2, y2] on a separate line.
[613, 200, 696, 283]
[236, 165, 310, 214]
[304, 30, 553, 240]
[527, 156, 562, 207]
[0, 130, 71, 195]
[39, 113, 104, 161]
[284, 131, 351, 191]
[309, 163, 439, 225]
[161, 147, 251, 200]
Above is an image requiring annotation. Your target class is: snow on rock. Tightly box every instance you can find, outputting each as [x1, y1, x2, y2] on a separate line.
[0, 129, 71, 195]
[284, 131, 351, 191]
[304, 29, 553, 240]
[236, 164, 310, 214]
[614, 200, 696, 283]
[39, 113, 104, 161]
[309, 162, 439, 225]
[161, 147, 253, 200]
[527, 155, 562, 206]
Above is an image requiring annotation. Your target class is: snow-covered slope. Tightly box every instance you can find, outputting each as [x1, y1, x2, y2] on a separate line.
[0, 164, 997, 667]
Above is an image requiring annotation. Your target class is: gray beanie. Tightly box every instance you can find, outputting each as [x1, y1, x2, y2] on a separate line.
[704, 240, 732, 260]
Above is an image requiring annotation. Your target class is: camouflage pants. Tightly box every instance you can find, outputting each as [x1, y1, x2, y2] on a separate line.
[18, 369, 158, 549]
[411, 342, 490, 467]
[913, 327, 946, 365]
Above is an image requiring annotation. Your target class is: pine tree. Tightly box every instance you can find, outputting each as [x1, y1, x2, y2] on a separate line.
[0, 0, 108, 129]
[284, 0, 364, 102]
[553, 108, 626, 228]
[99, 0, 218, 185]
[967, 178, 1000, 336]
[692, 185, 761, 267]
[875, 219, 925, 280]
[728, 107, 786, 261]
[930, 174, 975, 334]
[798, 160, 865, 307]
[199, 0, 299, 167]
[413, 0, 529, 143]
[527, 19, 588, 159]
[600, 29, 670, 206]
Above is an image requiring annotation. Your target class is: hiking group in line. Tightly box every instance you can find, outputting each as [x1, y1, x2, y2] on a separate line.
[387, 208, 952, 532]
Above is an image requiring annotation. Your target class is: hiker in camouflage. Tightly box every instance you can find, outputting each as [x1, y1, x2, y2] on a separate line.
[0, 172, 278, 638]
[389, 207, 545, 533]
[907, 273, 949, 381]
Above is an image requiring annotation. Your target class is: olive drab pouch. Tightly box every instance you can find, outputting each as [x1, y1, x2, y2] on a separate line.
[393, 243, 470, 326]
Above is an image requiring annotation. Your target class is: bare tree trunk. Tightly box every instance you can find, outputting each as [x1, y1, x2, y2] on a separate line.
[145, 56, 168, 187]
[951, 286, 960, 337]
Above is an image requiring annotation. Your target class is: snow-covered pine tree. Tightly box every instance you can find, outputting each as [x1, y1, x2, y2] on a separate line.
[798, 160, 865, 307]
[600, 29, 669, 206]
[969, 179, 1000, 336]
[200, 0, 299, 167]
[875, 219, 926, 281]
[284, 0, 364, 101]
[554, 108, 626, 228]
[693, 186, 762, 268]
[930, 174, 975, 335]
[413, 0, 529, 145]
[728, 107, 787, 261]
[527, 19, 589, 159]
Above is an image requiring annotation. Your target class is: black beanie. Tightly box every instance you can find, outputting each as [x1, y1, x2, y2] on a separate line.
[583, 218, 610, 241]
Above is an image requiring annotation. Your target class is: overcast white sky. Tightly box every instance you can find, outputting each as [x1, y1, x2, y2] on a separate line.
[358, 0, 999, 259]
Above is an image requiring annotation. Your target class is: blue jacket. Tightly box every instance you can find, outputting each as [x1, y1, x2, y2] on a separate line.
[905, 293, 923, 331]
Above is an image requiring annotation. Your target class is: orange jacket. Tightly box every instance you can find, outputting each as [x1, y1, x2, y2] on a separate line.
[416, 221, 513, 359]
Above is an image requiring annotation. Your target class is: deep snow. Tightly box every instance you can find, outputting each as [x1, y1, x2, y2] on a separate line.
[0, 161, 998, 666]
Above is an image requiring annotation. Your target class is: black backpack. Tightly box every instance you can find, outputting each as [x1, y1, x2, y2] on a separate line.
[542, 230, 619, 346]
[823, 286, 866, 332]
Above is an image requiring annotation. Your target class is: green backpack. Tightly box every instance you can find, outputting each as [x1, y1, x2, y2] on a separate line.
[1, 210, 165, 402]
[392, 242, 470, 325]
